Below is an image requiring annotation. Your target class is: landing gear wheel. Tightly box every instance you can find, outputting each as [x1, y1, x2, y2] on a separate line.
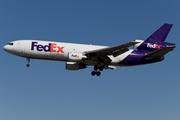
[26, 63, 30, 67]
[91, 71, 101, 76]
[94, 65, 98, 71]
[96, 71, 101, 76]
[92, 65, 103, 76]
[91, 71, 96, 76]
[99, 66, 104, 71]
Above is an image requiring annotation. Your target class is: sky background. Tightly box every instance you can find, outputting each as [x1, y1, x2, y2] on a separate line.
[1, 0, 180, 120]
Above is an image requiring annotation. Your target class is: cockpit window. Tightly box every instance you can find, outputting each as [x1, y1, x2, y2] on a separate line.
[8, 43, 13, 45]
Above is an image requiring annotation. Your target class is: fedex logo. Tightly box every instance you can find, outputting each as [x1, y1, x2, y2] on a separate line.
[71, 54, 79, 57]
[147, 43, 161, 49]
[31, 42, 64, 53]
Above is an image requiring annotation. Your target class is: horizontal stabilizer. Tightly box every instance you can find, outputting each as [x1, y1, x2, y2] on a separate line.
[142, 46, 176, 59]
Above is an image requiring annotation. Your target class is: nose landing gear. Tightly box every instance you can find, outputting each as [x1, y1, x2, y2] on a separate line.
[26, 58, 30, 67]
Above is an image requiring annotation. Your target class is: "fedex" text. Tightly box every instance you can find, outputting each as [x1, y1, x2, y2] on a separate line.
[31, 42, 64, 53]
[147, 43, 161, 49]
[71, 54, 79, 57]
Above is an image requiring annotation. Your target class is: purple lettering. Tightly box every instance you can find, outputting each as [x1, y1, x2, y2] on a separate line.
[31, 42, 64, 53]
[44, 43, 51, 52]
[31, 42, 38, 50]
[37, 45, 43, 51]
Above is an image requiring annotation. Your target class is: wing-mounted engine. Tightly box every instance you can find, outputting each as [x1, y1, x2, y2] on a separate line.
[66, 62, 86, 70]
[68, 53, 87, 61]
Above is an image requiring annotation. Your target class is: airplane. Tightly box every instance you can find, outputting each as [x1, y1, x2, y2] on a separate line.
[3, 23, 176, 76]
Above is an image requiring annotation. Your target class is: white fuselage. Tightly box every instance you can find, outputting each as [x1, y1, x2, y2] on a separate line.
[3, 24, 175, 76]
[4, 40, 133, 66]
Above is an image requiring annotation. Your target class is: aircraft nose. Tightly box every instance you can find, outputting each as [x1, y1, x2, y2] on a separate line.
[3, 45, 12, 53]
[3, 45, 8, 51]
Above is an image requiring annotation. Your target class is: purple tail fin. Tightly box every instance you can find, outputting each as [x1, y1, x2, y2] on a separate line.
[145, 23, 173, 42]
[135, 23, 175, 51]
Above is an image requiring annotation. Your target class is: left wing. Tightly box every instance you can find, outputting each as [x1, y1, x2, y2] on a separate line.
[85, 41, 139, 58]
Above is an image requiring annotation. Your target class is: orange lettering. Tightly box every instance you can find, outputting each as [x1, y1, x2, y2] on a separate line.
[57, 46, 64, 53]
[50, 43, 57, 52]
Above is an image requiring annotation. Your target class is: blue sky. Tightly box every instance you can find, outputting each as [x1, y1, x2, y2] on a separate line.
[1, 0, 180, 120]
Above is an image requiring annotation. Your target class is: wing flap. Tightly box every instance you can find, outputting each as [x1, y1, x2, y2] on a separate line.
[142, 46, 176, 59]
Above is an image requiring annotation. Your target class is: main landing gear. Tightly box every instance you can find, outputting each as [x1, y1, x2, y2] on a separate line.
[91, 65, 105, 76]
[26, 58, 30, 67]
[91, 71, 101, 76]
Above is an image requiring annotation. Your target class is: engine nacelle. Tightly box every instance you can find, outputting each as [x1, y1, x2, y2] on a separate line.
[68, 53, 83, 61]
[66, 62, 86, 70]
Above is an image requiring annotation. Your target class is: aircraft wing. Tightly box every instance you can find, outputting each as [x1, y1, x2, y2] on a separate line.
[142, 46, 176, 59]
[85, 41, 139, 57]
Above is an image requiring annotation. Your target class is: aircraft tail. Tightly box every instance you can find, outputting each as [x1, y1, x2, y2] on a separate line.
[145, 23, 173, 42]
[134, 23, 175, 51]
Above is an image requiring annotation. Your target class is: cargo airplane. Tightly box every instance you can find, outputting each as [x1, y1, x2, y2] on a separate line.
[3, 23, 176, 76]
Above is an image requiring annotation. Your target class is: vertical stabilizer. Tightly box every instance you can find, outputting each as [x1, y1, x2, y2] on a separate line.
[135, 23, 175, 51]
[145, 23, 173, 42]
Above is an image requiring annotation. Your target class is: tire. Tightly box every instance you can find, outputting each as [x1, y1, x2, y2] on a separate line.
[94, 65, 98, 71]
[26, 64, 30, 67]
[91, 71, 96, 76]
[96, 71, 101, 76]
[99, 66, 104, 71]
